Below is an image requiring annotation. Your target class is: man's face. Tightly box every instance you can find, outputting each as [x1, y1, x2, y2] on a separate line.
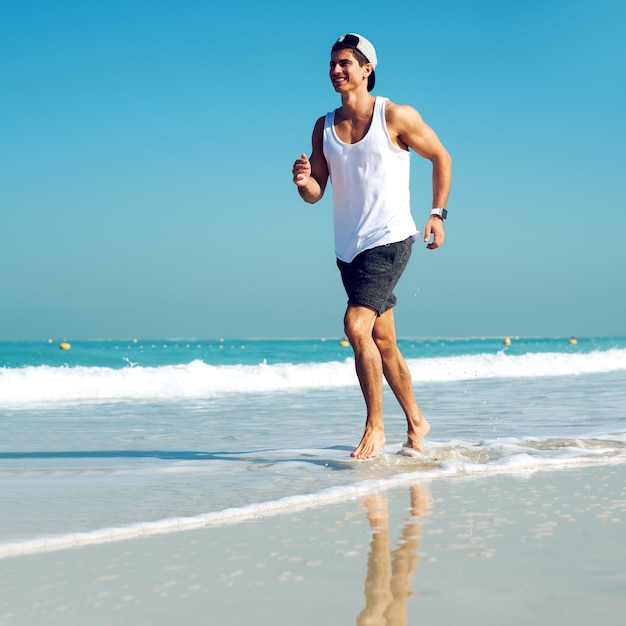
[329, 48, 370, 93]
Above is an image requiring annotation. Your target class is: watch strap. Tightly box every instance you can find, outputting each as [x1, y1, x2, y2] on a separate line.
[431, 208, 448, 220]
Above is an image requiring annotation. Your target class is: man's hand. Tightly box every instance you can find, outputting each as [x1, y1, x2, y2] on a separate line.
[293, 154, 311, 187]
[423, 216, 445, 250]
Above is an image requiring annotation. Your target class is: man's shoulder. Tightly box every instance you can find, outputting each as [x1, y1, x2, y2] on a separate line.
[383, 99, 421, 122]
[310, 114, 328, 147]
[383, 100, 425, 138]
[312, 114, 326, 136]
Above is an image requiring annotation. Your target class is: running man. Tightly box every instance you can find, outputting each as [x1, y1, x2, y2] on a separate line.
[292, 34, 452, 459]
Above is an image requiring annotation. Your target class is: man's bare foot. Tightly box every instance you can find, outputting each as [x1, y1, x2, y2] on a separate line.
[351, 427, 386, 459]
[403, 416, 431, 455]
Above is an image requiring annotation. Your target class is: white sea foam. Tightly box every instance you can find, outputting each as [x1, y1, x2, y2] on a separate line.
[1, 438, 625, 560]
[1, 348, 625, 406]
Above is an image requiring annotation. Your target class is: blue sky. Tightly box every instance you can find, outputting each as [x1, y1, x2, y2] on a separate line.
[1, 0, 625, 340]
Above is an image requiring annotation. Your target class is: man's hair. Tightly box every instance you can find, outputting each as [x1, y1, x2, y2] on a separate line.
[331, 41, 369, 67]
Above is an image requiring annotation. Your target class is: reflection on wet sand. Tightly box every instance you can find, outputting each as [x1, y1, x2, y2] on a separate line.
[357, 484, 432, 626]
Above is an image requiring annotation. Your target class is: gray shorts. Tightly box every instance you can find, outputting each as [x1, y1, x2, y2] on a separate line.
[336, 238, 413, 316]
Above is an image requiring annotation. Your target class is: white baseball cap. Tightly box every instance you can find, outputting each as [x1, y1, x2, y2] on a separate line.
[336, 33, 377, 67]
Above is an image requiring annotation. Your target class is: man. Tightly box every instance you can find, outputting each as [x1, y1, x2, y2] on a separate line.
[292, 33, 452, 459]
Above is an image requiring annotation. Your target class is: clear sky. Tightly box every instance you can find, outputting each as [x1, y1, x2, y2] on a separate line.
[1, 0, 625, 340]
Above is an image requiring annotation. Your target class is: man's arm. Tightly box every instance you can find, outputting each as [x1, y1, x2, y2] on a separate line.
[293, 116, 329, 204]
[387, 103, 452, 250]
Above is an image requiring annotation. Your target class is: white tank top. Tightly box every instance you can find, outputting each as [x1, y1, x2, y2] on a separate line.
[323, 96, 419, 262]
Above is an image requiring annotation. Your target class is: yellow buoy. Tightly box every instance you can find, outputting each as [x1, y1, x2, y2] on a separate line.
[340, 339, 349, 347]
[59, 342, 71, 350]
[503, 337, 511, 346]
[569, 337, 577, 345]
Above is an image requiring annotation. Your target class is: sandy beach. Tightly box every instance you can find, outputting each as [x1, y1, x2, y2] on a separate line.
[1, 464, 624, 625]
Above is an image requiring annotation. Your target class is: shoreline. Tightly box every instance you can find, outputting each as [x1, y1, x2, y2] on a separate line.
[3, 456, 625, 561]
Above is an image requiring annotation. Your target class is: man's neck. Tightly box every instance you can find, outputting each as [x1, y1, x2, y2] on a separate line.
[338, 91, 376, 120]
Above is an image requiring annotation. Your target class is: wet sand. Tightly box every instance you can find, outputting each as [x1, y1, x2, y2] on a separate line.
[1, 465, 625, 625]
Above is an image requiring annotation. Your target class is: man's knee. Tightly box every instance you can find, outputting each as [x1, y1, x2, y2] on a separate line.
[372, 313, 400, 359]
[373, 331, 396, 357]
[344, 306, 377, 344]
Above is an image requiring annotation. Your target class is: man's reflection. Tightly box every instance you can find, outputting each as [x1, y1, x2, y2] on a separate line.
[357, 484, 432, 626]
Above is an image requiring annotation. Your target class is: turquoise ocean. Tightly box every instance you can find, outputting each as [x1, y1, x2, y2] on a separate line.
[1, 336, 625, 558]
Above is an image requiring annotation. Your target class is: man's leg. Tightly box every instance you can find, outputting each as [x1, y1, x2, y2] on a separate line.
[373, 309, 430, 453]
[343, 304, 387, 459]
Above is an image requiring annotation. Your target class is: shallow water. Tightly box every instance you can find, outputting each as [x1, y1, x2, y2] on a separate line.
[1, 338, 625, 555]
